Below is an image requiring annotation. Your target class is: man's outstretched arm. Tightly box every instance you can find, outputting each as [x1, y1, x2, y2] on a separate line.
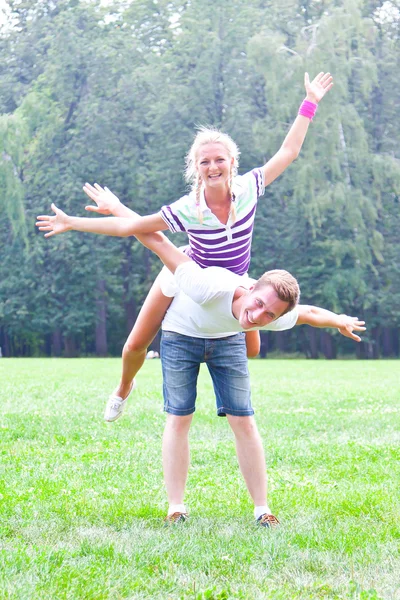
[296, 305, 366, 342]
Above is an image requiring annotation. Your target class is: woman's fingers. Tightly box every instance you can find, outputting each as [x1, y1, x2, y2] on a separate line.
[84, 182, 97, 192]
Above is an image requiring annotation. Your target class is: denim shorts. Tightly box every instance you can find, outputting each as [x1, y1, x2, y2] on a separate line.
[160, 331, 253, 417]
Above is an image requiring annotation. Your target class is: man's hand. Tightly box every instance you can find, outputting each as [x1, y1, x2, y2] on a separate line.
[337, 315, 366, 342]
[83, 183, 121, 215]
[304, 71, 333, 104]
[36, 204, 71, 238]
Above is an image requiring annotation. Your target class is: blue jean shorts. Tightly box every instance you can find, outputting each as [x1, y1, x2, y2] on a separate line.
[160, 331, 253, 417]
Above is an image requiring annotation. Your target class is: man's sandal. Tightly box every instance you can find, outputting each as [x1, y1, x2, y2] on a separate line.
[257, 514, 280, 528]
[164, 512, 189, 525]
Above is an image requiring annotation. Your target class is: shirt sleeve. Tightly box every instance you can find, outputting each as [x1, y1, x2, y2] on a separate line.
[174, 263, 234, 305]
[159, 195, 190, 233]
[156, 266, 179, 298]
[235, 168, 265, 199]
[262, 307, 299, 332]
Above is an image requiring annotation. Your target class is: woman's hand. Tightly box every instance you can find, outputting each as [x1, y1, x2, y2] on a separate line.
[304, 71, 333, 104]
[36, 204, 71, 238]
[83, 183, 121, 215]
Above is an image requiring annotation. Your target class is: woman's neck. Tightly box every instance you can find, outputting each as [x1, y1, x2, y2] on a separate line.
[203, 188, 232, 225]
[204, 186, 231, 210]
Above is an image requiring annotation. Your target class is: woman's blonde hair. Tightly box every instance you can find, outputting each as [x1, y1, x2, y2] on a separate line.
[185, 127, 240, 224]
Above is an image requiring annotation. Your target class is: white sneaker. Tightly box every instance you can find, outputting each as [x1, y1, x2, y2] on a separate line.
[104, 380, 136, 422]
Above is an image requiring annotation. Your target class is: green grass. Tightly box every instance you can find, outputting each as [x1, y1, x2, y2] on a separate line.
[0, 358, 399, 599]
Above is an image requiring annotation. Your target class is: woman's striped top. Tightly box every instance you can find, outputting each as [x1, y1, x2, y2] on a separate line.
[159, 168, 264, 276]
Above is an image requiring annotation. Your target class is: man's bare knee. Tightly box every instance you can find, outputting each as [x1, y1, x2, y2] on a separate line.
[227, 415, 259, 438]
[165, 414, 193, 434]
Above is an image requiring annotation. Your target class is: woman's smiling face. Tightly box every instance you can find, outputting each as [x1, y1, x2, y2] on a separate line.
[196, 142, 234, 189]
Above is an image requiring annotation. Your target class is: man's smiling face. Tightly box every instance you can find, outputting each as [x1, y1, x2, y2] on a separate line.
[238, 285, 290, 329]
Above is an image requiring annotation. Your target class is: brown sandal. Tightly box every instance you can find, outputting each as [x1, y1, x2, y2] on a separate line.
[257, 514, 280, 528]
[164, 511, 189, 524]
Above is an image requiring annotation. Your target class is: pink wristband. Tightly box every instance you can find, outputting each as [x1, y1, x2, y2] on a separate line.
[298, 99, 318, 120]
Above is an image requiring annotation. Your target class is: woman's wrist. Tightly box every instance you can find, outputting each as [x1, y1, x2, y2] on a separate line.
[298, 98, 318, 120]
[67, 216, 78, 231]
[109, 201, 124, 217]
[305, 93, 319, 104]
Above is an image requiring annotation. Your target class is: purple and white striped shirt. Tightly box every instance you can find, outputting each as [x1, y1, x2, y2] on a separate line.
[160, 169, 264, 276]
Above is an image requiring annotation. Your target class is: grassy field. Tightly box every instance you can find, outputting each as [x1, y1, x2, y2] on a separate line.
[0, 358, 399, 600]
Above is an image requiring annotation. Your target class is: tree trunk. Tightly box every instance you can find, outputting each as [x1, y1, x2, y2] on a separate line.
[123, 245, 137, 334]
[372, 326, 381, 359]
[125, 297, 136, 334]
[320, 331, 336, 359]
[276, 332, 286, 353]
[64, 335, 77, 358]
[144, 247, 152, 279]
[364, 341, 374, 359]
[259, 332, 269, 358]
[52, 328, 62, 357]
[95, 279, 107, 357]
[381, 327, 393, 357]
[308, 328, 319, 359]
[393, 329, 399, 357]
[3, 331, 11, 357]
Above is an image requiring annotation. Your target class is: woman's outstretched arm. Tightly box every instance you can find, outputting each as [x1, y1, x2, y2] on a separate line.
[262, 71, 333, 187]
[36, 203, 191, 274]
[36, 201, 168, 237]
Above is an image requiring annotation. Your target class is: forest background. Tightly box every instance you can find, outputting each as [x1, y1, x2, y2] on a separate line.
[0, 0, 399, 359]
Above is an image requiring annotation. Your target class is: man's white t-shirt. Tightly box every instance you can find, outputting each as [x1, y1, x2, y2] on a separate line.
[158, 262, 299, 339]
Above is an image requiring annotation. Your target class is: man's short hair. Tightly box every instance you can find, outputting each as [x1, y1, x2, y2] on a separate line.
[253, 270, 300, 315]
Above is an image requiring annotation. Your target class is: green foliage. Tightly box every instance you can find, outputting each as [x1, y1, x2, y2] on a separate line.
[0, 0, 399, 356]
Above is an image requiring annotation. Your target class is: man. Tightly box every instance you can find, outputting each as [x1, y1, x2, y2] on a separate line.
[36, 204, 365, 526]
[150, 253, 364, 527]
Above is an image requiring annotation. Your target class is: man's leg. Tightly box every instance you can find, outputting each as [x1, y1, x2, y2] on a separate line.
[163, 414, 193, 508]
[226, 414, 267, 506]
[206, 335, 267, 504]
[161, 332, 203, 520]
[226, 415, 278, 526]
[207, 335, 278, 526]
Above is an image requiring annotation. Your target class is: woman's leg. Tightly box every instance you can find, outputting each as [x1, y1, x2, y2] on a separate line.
[115, 278, 173, 399]
[245, 330, 260, 358]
